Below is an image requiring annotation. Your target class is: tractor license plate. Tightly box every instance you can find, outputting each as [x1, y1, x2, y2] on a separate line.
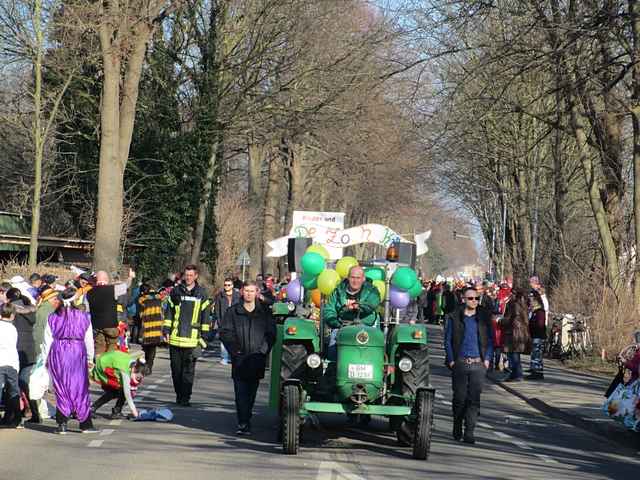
[348, 364, 373, 380]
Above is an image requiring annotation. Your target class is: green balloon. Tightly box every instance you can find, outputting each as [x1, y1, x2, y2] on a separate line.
[301, 251, 325, 276]
[408, 280, 423, 299]
[391, 267, 418, 291]
[306, 244, 330, 260]
[301, 273, 318, 290]
[364, 267, 385, 282]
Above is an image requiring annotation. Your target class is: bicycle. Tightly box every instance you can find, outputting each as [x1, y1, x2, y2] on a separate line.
[617, 330, 640, 366]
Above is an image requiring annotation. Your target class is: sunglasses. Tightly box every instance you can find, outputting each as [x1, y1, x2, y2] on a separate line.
[465, 296, 479, 301]
[224, 284, 233, 287]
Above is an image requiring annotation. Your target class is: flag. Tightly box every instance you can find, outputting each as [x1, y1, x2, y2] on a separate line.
[414, 230, 431, 256]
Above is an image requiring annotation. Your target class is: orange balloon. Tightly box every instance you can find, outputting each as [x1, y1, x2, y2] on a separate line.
[311, 289, 322, 308]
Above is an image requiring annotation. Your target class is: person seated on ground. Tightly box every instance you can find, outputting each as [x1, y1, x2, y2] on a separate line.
[91, 351, 149, 419]
[323, 266, 381, 359]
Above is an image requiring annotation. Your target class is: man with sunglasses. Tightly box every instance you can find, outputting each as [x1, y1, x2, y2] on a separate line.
[213, 278, 241, 365]
[444, 286, 494, 444]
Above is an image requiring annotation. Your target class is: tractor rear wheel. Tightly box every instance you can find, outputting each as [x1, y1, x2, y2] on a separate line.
[399, 344, 430, 396]
[281, 343, 308, 382]
[282, 384, 301, 454]
[412, 390, 434, 460]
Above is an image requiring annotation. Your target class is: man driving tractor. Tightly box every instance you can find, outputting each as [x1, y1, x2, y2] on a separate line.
[323, 265, 381, 359]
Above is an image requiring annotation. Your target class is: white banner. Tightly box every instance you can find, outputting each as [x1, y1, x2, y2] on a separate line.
[265, 222, 415, 258]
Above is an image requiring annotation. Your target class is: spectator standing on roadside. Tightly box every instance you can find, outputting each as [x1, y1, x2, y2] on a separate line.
[28, 274, 42, 300]
[444, 287, 494, 444]
[528, 290, 546, 380]
[258, 274, 276, 307]
[219, 281, 276, 435]
[73, 272, 93, 309]
[501, 288, 530, 382]
[6, 288, 37, 426]
[86, 269, 134, 357]
[162, 264, 211, 407]
[213, 278, 241, 365]
[0, 304, 22, 428]
[529, 276, 550, 326]
[29, 287, 59, 423]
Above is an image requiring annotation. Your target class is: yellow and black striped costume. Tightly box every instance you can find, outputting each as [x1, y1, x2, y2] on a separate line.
[138, 293, 164, 346]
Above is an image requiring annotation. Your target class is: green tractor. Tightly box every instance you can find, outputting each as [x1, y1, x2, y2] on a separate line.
[268, 262, 435, 459]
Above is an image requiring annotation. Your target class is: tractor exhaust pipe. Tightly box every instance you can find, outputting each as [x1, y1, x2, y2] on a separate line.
[350, 384, 368, 405]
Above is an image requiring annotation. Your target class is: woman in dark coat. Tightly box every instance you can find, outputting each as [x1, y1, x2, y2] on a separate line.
[528, 290, 547, 380]
[219, 281, 276, 435]
[501, 289, 531, 381]
[7, 288, 38, 423]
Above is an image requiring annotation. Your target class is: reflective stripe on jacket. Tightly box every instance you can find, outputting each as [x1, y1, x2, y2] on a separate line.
[162, 284, 211, 348]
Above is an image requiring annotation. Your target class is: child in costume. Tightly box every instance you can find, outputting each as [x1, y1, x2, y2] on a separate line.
[91, 350, 148, 419]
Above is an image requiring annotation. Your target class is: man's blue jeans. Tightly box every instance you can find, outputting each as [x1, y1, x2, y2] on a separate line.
[220, 341, 230, 363]
[507, 352, 523, 379]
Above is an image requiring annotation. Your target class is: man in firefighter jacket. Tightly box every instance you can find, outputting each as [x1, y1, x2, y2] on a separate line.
[162, 264, 211, 407]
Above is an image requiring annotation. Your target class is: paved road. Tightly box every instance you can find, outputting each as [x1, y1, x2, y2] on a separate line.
[2, 326, 639, 480]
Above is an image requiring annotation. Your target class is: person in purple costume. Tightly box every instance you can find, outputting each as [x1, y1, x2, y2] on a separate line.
[41, 288, 98, 434]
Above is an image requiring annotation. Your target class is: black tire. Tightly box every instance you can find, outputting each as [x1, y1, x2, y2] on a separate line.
[281, 343, 307, 382]
[412, 390, 434, 460]
[399, 344, 430, 397]
[395, 420, 413, 446]
[282, 384, 301, 454]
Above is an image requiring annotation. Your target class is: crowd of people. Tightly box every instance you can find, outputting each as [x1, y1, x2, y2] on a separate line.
[419, 275, 550, 381]
[0, 265, 280, 436]
[0, 260, 553, 440]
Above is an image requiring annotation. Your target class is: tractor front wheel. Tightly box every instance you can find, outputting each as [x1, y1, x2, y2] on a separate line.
[412, 390, 434, 460]
[282, 384, 301, 454]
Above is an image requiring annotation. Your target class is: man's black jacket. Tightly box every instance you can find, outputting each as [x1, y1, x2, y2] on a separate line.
[219, 302, 276, 380]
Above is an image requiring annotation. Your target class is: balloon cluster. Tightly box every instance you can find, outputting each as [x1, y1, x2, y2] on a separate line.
[287, 244, 360, 307]
[388, 266, 422, 309]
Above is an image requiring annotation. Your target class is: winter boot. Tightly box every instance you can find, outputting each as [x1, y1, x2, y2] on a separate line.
[3, 396, 23, 429]
[26, 400, 42, 424]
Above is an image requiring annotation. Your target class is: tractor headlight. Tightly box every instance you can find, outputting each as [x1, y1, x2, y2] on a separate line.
[398, 357, 413, 372]
[306, 353, 322, 369]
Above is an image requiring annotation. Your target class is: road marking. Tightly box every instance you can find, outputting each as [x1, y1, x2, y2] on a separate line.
[478, 422, 493, 429]
[109, 420, 122, 426]
[535, 454, 558, 464]
[155, 378, 166, 384]
[315, 461, 366, 480]
[440, 400, 452, 406]
[495, 431, 512, 439]
[88, 440, 104, 448]
[100, 429, 114, 436]
[435, 393, 445, 399]
[147, 385, 158, 390]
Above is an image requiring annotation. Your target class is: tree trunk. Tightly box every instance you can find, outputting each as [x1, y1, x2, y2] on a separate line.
[94, 20, 123, 273]
[94, 6, 158, 273]
[190, 138, 219, 265]
[247, 142, 264, 279]
[570, 100, 622, 294]
[630, 0, 640, 309]
[548, 41, 567, 291]
[262, 146, 283, 275]
[28, 0, 44, 269]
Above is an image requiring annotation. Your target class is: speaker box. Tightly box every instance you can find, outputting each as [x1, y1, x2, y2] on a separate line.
[396, 242, 417, 269]
[288, 237, 312, 273]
